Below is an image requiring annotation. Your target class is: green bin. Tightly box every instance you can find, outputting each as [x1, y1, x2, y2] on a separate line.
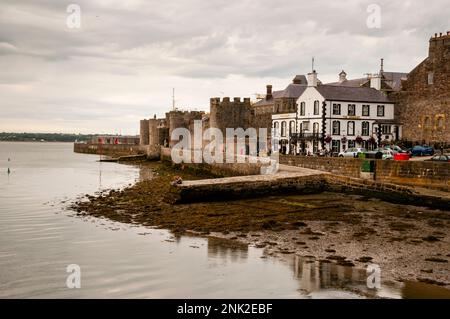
[361, 160, 374, 173]
[358, 152, 366, 159]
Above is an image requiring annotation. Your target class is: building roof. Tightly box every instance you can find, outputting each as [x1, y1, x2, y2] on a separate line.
[253, 90, 284, 106]
[292, 75, 308, 85]
[326, 71, 408, 92]
[315, 85, 393, 103]
[326, 77, 368, 88]
[381, 72, 408, 91]
[279, 83, 308, 98]
[253, 78, 308, 107]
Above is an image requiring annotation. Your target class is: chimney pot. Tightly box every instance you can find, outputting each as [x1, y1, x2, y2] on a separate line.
[338, 70, 347, 83]
[266, 85, 273, 100]
[435, 33, 438, 38]
[440, 32, 442, 37]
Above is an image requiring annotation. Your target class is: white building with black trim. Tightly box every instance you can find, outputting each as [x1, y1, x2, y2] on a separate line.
[272, 70, 402, 155]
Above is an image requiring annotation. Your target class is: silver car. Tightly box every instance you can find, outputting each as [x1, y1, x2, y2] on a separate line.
[338, 147, 367, 158]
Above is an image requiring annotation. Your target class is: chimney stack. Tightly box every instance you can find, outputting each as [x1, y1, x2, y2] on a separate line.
[370, 73, 381, 90]
[307, 70, 318, 87]
[266, 85, 273, 100]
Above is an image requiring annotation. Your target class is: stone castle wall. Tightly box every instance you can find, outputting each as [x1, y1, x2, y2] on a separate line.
[395, 33, 450, 145]
[167, 110, 204, 147]
[209, 97, 252, 134]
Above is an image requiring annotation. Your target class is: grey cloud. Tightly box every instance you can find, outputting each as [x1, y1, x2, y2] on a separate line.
[0, 0, 448, 133]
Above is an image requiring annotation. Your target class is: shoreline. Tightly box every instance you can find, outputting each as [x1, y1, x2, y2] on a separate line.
[70, 160, 450, 293]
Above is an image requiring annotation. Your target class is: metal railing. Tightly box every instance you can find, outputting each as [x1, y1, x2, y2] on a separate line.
[289, 132, 321, 140]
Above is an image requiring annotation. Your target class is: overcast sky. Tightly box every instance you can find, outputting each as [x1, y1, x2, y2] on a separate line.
[0, 0, 448, 134]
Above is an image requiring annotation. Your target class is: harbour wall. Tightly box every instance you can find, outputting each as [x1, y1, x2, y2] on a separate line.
[280, 155, 449, 192]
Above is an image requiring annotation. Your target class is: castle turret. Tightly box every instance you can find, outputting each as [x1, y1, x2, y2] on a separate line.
[139, 119, 149, 145]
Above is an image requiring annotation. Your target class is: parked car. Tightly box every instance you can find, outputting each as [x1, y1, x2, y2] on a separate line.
[410, 145, 435, 156]
[381, 149, 394, 160]
[364, 148, 383, 159]
[428, 155, 450, 162]
[338, 147, 367, 158]
[384, 145, 407, 154]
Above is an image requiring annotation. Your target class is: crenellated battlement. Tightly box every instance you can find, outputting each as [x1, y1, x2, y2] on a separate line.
[429, 31, 450, 60]
[430, 31, 450, 41]
[209, 96, 252, 132]
[210, 97, 251, 105]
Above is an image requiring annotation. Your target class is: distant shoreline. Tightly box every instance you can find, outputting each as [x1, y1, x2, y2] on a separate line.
[0, 140, 75, 143]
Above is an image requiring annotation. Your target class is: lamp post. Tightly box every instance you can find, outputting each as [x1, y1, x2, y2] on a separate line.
[321, 101, 327, 150]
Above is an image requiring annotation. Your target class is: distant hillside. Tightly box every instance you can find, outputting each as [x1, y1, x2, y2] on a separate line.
[0, 132, 97, 142]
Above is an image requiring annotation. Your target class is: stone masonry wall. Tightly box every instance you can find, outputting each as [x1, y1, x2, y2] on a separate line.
[280, 155, 449, 191]
[375, 160, 449, 191]
[160, 147, 265, 177]
[209, 97, 252, 134]
[394, 33, 450, 144]
[281, 156, 363, 178]
[74, 143, 145, 157]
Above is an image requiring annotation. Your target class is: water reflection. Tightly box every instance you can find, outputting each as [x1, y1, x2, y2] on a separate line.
[292, 256, 372, 296]
[288, 255, 450, 299]
[207, 237, 248, 263]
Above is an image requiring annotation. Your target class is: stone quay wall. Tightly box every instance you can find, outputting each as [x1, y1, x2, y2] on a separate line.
[175, 174, 327, 203]
[160, 147, 269, 177]
[74, 143, 145, 157]
[280, 155, 449, 192]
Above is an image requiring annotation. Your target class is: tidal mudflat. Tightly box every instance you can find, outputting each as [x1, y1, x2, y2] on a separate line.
[72, 161, 450, 292]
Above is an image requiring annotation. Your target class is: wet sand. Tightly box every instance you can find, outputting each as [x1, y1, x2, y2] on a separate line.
[71, 161, 450, 291]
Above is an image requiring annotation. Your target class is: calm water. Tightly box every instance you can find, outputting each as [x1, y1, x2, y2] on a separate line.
[0, 142, 446, 298]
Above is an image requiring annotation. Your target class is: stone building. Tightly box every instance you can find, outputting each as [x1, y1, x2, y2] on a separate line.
[252, 75, 311, 150]
[139, 110, 204, 149]
[93, 135, 140, 145]
[166, 110, 204, 147]
[394, 32, 450, 145]
[209, 97, 266, 155]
